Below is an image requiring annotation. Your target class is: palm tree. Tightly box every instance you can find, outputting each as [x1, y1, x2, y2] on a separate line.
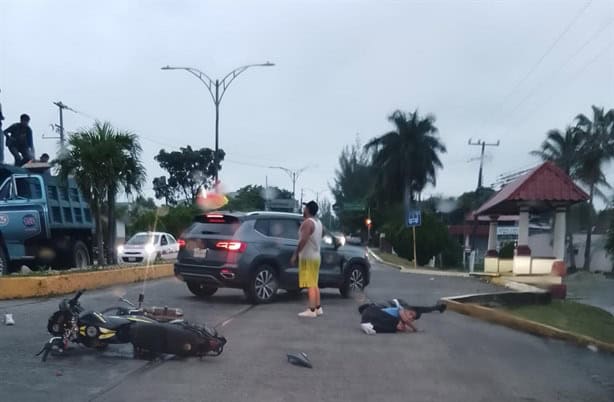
[531, 127, 584, 176]
[574, 106, 614, 270]
[531, 126, 585, 267]
[56, 122, 145, 265]
[365, 110, 446, 206]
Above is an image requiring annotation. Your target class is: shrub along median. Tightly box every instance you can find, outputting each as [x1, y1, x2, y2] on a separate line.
[0, 263, 174, 300]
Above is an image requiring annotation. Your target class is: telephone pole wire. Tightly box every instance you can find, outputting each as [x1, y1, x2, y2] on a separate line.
[468, 139, 500, 189]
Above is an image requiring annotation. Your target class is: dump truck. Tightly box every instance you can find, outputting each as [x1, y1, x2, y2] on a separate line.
[0, 162, 94, 274]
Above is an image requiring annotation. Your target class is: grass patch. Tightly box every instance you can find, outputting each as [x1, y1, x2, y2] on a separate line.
[505, 300, 614, 344]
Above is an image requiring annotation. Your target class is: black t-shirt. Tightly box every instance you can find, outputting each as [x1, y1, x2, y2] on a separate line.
[4, 123, 33, 147]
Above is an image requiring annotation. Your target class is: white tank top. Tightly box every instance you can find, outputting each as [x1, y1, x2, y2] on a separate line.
[299, 217, 322, 260]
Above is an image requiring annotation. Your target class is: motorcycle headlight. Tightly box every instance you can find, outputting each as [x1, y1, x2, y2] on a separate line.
[144, 244, 156, 254]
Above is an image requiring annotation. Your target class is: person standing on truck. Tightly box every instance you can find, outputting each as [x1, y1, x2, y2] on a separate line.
[3, 113, 34, 166]
[291, 200, 323, 318]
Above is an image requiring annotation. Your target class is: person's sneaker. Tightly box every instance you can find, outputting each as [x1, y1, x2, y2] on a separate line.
[298, 309, 317, 318]
[316, 307, 324, 316]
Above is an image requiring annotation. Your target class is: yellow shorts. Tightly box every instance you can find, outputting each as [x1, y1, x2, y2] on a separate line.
[299, 258, 320, 288]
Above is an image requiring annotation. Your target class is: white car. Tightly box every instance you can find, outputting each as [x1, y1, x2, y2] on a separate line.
[117, 232, 179, 264]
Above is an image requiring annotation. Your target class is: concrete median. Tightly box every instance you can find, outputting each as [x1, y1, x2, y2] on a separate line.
[442, 294, 614, 354]
[0, 264, 174, 300]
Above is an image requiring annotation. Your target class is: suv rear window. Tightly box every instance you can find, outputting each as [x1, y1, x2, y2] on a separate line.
[188, 214, 242, 236]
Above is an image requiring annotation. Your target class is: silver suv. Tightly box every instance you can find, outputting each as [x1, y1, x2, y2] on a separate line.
[174, 211, 371, 304]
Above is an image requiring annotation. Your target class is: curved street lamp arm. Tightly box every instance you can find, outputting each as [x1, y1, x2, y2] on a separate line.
[219, 63, 273, 102]
[162, 66, 217, 104]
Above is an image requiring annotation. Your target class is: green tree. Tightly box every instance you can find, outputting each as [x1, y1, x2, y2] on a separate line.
[531, 127, 584, 176]
[606, 214, 614, 269]
[330, 138, 374, 234]
[365, 110, 446, 206]
[153, 146, 225, 205]
[225, 185, 292, 212]
[574, 106, 614, 269]
[531, 127, 585, 267]
[56, 121, 145, 265]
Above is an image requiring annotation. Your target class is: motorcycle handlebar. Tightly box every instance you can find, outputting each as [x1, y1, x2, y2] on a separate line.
[70, 289, 85, 305]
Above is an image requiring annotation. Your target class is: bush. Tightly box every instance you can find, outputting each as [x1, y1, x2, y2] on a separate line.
[384, 211, 462, 268]
[499, 242, 515, 259]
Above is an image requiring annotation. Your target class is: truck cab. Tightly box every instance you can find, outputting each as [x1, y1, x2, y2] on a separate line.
[0, 163, 94, 274]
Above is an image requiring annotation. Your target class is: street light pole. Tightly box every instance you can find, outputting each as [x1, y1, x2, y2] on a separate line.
[269, 165, 312, 211]
[162, 62, 274, 183]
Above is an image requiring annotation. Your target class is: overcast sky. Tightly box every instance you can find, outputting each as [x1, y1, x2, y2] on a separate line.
[1, 0, 613, 208]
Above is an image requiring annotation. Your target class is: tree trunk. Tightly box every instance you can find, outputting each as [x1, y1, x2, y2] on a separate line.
[93, 199, 106, 266]
[582, 184, 594, 270]
[565, 208, 576, 269]
[107, 190, 117, 265]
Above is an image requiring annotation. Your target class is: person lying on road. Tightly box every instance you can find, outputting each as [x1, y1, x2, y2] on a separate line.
[358, 299, 446, 335]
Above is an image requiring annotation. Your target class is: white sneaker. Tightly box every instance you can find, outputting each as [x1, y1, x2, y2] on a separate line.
[298, 309, 317, 318]
[316, 307, 323, 316]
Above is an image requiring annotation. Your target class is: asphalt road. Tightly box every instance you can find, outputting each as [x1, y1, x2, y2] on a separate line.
[0, 261, 612, 402]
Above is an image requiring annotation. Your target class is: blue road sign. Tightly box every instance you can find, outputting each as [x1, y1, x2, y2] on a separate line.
[406, 209, 422, 227]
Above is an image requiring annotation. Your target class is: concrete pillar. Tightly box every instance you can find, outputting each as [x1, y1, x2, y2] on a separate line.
[517, 207, 531, 256]
[486, 216, 498, 257]
[553, 208, 566, 260]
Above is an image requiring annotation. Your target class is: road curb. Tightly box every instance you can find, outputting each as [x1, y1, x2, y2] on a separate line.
[367, 248, 469, 277]
[0, 264, 174, 300]
[441, 296, 614, 354]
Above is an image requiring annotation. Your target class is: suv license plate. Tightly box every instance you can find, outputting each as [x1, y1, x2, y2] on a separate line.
[128, 257, 136, 262]
[193, 248, 207, 259]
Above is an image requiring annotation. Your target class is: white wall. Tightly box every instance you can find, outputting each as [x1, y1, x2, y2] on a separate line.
[572, 234, 612, 272]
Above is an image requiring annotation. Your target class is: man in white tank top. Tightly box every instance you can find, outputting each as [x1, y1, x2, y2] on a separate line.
[291, 201, 323, 318]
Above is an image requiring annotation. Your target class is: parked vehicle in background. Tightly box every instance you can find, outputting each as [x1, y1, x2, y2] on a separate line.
[0, 163, 94, 274]
[174, 211, 371, 304]
[345, 234, 362, 245]
[118, 231, 179, 264]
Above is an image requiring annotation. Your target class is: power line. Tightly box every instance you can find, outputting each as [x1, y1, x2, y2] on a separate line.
[507, 37, 614, 134]
[505, 16, 614, 118]
[497, 0, 593, 108]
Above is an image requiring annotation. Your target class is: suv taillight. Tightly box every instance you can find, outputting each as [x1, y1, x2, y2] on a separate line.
[215, 241, 246, 252]
[178, 239, 186, 249]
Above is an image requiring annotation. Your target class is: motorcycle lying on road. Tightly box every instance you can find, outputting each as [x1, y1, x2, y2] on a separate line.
[38, 290, 226, 362]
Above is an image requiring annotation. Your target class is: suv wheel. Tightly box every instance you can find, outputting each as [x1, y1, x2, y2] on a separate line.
[340, 265, 366, 298]
[245, 265, 279, 304]
[187, 281, 218, 298]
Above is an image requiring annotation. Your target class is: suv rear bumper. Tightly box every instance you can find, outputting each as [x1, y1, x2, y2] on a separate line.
[174, 262, 246, 289]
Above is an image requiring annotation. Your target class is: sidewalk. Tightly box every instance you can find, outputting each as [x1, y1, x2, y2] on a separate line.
[566, 271, 614, 315]
[367, 248, 469, 277]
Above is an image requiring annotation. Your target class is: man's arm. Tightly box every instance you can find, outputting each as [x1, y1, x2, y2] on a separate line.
[291, 219, 314, 263]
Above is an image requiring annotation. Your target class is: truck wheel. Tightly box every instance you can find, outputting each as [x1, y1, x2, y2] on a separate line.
[71, 241, 90, 269]
[0, 246, 9, 276]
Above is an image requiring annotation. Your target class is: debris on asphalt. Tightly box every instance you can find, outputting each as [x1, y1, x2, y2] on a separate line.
[287, 352, 312, 368]
[5, 313, 15, 325]
[55, 370, 63, 377]
[587, 344, 598, 353]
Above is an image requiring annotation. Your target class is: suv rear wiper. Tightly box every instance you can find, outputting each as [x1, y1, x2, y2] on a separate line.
[201, 231, 218, 235]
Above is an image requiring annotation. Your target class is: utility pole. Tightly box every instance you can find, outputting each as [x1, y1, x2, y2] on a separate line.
[53, 101, 69, 145]
[468, 139, 500, 189]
